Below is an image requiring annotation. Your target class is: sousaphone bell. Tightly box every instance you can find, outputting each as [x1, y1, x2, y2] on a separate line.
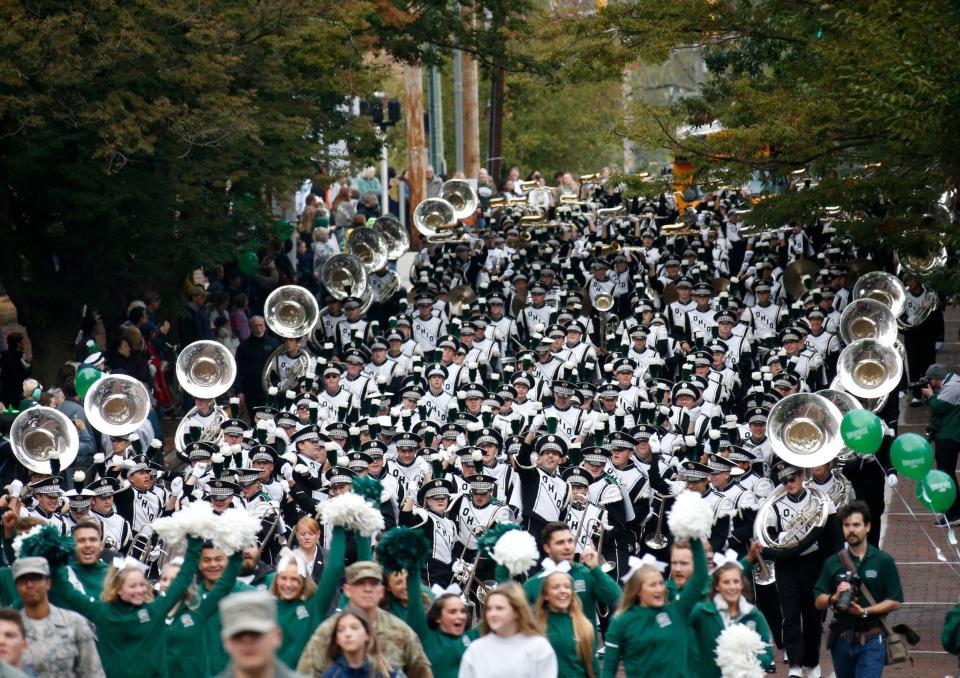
[371, 215, 410, 260]
[175, 340, 237, 399]
[10, 406, 79, 474]
[346, 227, 389, 273]
[852, 271, 906, 318]
[838, 299, 898, 346]
[440, 180, 479, 222]
[836, 339, 903, 400]
[321, 254, 368, 301]
[83, 374, 151, 437]
[815, 389, 864, 463]
[766, 392, 843, 469]
[264, 285, 319, 338]
[413, 198, 458, 239]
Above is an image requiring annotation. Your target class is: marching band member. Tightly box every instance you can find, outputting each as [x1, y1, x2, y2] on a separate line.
[86, 477, 132, 552]
[399, 478, 457, 587]
[25, 476, 67, 535]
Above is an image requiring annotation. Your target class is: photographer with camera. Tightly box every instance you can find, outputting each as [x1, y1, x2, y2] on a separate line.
[921, 363, 960, 526]
[815, 501, 903, 678]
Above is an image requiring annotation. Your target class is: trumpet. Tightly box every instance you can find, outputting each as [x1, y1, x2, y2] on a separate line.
[488, 196, 527, 208]
[661, 223, 701, 238]
[518, 179, 540, 192]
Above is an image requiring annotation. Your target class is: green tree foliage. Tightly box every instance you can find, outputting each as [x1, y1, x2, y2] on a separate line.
[541, 0, 960, 275]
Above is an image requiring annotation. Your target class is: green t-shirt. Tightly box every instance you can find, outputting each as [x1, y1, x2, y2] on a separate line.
[814, 544, 903, 630]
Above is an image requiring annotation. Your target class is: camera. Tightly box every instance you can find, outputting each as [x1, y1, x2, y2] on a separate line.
[835, 571, 862, 613]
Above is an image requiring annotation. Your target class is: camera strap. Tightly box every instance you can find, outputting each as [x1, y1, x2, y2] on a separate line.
[838, 548, 889, 629]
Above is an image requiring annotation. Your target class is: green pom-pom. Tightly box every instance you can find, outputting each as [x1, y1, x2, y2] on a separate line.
[18, 524, 75, 569]
[376, 527, 429, 573]
[352, 476, 383, 507]
[477, 522, 520, 558]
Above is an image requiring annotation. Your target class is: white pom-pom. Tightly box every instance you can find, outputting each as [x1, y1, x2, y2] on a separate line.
[467, 422, 481, 432]
[715, 623, 766, 678]
[73, 470, 86, 484]
[725, 415, 738, 424]
[285, 390, 295, 400]
[318, 493, 384, 538]
[128, 434, 138, 442]
[492, 529, 539, 576]
[709, 429, 721, 441]
[684, 435, 697, 447]
[667, 491, 715, 541]
[211, 507, 262, 555]
[93, 453, 105, 464]
[348, 426, 360, 436]
[468, 361, 478, 370]
[150, 439, 162, 449]
[751, 371, 762, 381]
[377, 375, 386, 384]
[154, 501, 219, 550]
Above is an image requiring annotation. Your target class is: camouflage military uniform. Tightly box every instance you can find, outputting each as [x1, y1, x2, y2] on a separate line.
[22, 604, 105, 678]
[296, 607, 432, 678]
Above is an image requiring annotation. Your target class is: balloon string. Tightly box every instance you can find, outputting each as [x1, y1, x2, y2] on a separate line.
[868, 456, 960, 579]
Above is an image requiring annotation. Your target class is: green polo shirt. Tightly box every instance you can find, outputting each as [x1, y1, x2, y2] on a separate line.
[814, 544, 903, 630]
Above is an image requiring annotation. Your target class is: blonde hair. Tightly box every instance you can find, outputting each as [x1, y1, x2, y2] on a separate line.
[269, 561, 317, 602]
[617, 565, 662, 615]
[534, 572, 595, 678]
[101, 566, 154, 605]
[294, 516, 320, 537]
[481, 583, 541, 637]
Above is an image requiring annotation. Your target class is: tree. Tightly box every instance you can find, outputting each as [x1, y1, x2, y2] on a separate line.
[0, 0, 395, 376]
[539, 0, 960, 287]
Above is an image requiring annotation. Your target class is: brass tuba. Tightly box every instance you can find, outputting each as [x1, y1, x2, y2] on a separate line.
[413, 198, 459, 239]
[321, 254, 368, 300]
[838, 299, 898, 346]
[264, 285, 320, 339]
[836, 339, 903, 401]
[816, 389, 865, 463]
[346, 227, 389, 273]
[852, 271, 906, 318]
[83, 374, 151, 437]
[370, 215, 410, 260]
[440, 180, 479, 221]
[10, 406, 79, 474]
[766, 393, 843, 469]
[175, 341, 236, 399]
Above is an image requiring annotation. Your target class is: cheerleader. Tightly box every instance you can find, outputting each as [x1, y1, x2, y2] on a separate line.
[602, 538, 708, 677]
[533, 566, 599, 678]
[161, 549, 241, 678]
[404, 566, 474, 678]
[50, 537, 203, 678]
[689, 560, 775, 678]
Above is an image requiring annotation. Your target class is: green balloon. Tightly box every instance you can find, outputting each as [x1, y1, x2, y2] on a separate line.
[238, 250, 259, 275]
[840, 409, 884, 455]
[74, 366, 102, 399]
[918, 469, 958, 514]
[275, 219, 294, 240]
[890, 433, 934, 480]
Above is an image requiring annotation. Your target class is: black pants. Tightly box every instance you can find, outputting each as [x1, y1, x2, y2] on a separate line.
[847, 456, 888, 546]
[936, 438, 960, 519]
[755, 580, 784, 650]
[776, 553, 825, 668]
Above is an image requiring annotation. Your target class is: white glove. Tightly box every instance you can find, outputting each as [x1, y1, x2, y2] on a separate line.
[120, 458, 137, 470]
[886, 474, 899, 489]
[530, 415, 545, 433]
[109, 455, 125, 468]
[6, 480, 23, 498]
[170, 477, 184, 499]
[148, 546, 162, 563]
[294, 464, 309, 477]
[281, 464, 294, 481]
[280, 451, 297, 465]
[190, 462, 208, 480]
[93, 453, 105, 465]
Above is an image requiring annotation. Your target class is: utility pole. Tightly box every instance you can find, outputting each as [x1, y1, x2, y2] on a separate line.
[403, 65, 427, 246]
[462, 47, 481, 178]
[427, 64, 445, 176]
[486, 57, 504, 183]
[453, 50, 464, 175]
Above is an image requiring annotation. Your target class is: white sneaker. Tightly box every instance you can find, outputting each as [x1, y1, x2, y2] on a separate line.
[788, 667, 803, 677]
[806, 666, 822, 678]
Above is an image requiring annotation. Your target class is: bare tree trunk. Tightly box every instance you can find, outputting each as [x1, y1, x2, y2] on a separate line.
[403, 64, 427, 249]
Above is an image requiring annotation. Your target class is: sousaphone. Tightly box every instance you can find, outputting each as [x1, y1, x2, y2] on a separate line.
[440, 180, 479, 222]
[346, 227, 389, 273]
[371, 215, 410, 260]
[175, 340, 237, 399]
[838, 299, 897, 346]
[852, 271, 906, 318]
[264, 285, 319, 339]
[836, 339, 903, 400]
[10, 406, 79, 474]
[322, 254, 368, 300]
[766, 392, 843, 469]
[83, 374, 151, 437]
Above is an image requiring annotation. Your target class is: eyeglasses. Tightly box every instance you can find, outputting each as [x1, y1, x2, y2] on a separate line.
[324, 374, 339, 380]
